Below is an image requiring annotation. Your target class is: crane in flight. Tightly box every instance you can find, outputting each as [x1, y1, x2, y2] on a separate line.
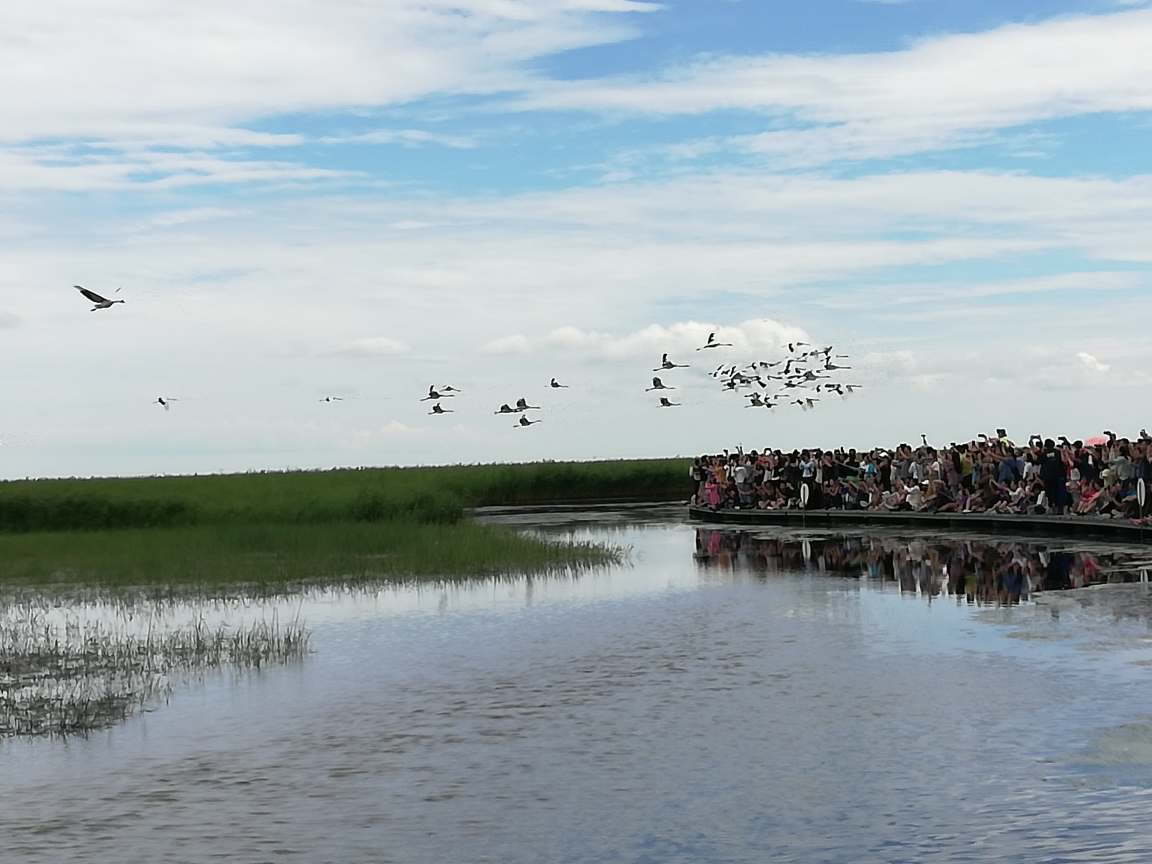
[654, 353, 689, 371]
[429, 403, 453, 415]
[696, 332, 732, 351]
[516, 415, 541, 427]
[154, 397, 178, 411]
[646, 377, 674, 391]
[75, 285, 124, 311]
[658, 397, 680, 407]
[550, 378, 568, 388]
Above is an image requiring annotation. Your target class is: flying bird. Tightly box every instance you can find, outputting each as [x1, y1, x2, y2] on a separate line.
[550, 378, 568, 388]
[495, 403, 516, 414]
[655, 353, 689, 371]
[515, 397, 539, 411]
[646, 377, 674, 391]
[75, 285, 125, 311]
[154, 397, 177, 411]
[696, 332, 732, 351]
[440, 385, 462, 393]
[429, 402, 453, 415]
[516, 415, 541, 427]
[422, 386, 453, 401]
[319, 396, 343, 402]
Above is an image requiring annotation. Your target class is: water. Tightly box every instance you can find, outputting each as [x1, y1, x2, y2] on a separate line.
[5, 507, 1152, 862]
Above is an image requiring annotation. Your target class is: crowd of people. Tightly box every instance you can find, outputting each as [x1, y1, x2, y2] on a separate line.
[690, 429, 1152, 523]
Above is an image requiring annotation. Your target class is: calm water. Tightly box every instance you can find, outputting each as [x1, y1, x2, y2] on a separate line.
[5, 507, 1152, 863]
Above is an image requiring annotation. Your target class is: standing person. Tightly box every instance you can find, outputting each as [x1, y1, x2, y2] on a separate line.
[1037, 439, 1066, 514]
[798, 449, 817, 509]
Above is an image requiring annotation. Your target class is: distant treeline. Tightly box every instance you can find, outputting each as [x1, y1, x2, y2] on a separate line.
[0, 460, 692, 534]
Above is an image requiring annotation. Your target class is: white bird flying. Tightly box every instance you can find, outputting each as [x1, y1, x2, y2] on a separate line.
[319, 396, 343, 402]
[75, 285, 125, 311]
[696, 332, 733, 351]
[154, 397, 177, 411]
[655, 353, 689, 371]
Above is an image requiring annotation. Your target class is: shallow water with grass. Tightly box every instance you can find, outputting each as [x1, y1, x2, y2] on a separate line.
[6, 507, 1152, 862]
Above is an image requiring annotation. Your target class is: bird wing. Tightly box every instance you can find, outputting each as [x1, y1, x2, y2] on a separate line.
[75, 285, 108, 304]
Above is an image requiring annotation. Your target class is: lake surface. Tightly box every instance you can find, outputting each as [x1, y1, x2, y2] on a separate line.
[5, 506, 1152, 863]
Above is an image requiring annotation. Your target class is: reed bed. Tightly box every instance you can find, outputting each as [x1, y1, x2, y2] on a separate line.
[0, 521, 623, 591]
[0, 459, 692, 533]
[0, 599, 308, 736]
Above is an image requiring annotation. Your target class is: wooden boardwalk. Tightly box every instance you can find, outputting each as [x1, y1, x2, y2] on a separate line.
[688, 505, 1152, 543]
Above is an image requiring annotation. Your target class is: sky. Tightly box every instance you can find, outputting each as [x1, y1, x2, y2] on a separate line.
[2, 0, 1152, 479]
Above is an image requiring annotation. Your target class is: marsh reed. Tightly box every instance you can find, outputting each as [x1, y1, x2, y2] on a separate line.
[0, 599, 309, 736]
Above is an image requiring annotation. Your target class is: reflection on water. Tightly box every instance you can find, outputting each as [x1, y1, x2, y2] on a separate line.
[5, 513, 1152, 862]
[695, 528, 1152, 604]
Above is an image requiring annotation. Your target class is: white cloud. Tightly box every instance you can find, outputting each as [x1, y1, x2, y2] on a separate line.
[0, 0, 657, 189]
[4, 166, 1152, 477]
[148, 207, 244, 228]
[0, 0, 656, 146]
[380, 420, 425, 436]
[480, 334, 533, 354]
[322, 129, 477, 149]
[1077, 351, 1111, 373]
[547, 318, 810, 360]
[523, 7, 1152, 163]
[335, 336, 411, 356]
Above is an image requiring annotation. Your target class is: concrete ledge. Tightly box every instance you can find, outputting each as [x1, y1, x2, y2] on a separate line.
[688, 505, 1152, 543]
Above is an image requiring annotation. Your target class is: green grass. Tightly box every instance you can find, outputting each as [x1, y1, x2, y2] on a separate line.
[0, 459, 692, 533]
[0, 460, 685, 589]
[0, 522, 621, 591]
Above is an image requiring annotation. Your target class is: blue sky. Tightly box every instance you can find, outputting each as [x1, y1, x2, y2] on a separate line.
[2, 0, 1152, 477]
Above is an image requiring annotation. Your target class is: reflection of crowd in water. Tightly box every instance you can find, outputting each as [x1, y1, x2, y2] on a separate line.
[694, 530, 1148, 604]
[690, 431, 1152, 521]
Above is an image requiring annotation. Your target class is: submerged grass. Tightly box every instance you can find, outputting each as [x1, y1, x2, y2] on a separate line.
[1, 600, 309, 736]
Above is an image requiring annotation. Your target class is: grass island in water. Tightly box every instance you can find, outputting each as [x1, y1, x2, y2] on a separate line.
[0, 459, 692, 589]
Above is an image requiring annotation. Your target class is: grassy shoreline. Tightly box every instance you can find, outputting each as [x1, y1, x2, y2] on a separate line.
[0, 460, 687, 589]
[0, 459, 692, 531]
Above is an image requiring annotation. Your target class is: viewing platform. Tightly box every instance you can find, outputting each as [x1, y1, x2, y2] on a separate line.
[688, 505, 1152, 543]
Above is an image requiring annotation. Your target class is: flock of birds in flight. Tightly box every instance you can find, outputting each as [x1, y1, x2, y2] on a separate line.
[74, 287, 859, 427]
[410, 331, 860, 426]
